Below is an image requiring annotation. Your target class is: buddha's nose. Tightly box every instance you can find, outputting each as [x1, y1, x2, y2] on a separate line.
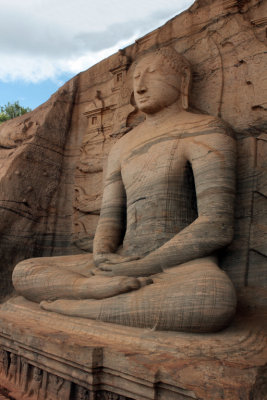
[137, 86, 147, 94]
[136, 75, 147, 94]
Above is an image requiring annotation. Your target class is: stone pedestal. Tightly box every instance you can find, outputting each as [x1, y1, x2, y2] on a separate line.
[0, 295, 266, 400]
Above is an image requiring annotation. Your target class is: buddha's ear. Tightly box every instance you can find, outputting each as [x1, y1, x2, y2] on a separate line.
[181, 66, 191, 110]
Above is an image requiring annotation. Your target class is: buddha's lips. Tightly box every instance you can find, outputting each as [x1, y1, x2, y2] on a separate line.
[138, 97, 150, 103]
[138, 96, 150, 101]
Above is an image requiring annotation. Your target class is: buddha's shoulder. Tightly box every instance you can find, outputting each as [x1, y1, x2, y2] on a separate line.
[176, 112, 234, 139]
[112, 124, 143, 150]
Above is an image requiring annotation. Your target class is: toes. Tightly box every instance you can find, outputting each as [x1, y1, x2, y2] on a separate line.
[119, 277, 153, 292]
[40, 300, 58, 311]
[137, 277, 153, 287]
[40, 300, 50, 310]
[120, 277, 140, 291]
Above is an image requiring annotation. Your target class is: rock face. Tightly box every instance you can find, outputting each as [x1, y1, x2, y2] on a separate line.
[0, 0, 266, 399]
[0, 79, 80, 299]
[0, 0, 266, 300]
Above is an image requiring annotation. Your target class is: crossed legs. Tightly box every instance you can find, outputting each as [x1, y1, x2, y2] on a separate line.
[40, 257, 236, 333]
[12, 253, 150, 303]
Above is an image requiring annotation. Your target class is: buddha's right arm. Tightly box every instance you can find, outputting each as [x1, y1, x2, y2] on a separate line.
[93, 145, 126, 265]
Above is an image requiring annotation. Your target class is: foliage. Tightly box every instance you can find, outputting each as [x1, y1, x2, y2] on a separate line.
[0, 101, 32, 123]
[0, 112, 9, 123]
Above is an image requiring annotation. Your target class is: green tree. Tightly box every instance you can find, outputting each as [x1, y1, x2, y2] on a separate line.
[0, 111, 9, 123]
[0, 101, 31, 123]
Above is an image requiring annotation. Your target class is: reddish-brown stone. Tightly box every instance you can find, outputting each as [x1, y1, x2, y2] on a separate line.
[0, 0, 266, 397]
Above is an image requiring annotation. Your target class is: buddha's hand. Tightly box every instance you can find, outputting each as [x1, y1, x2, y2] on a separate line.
[93, 259, 162, 277]
[94, 253, 140, 268]
[91, 260, 139, 277]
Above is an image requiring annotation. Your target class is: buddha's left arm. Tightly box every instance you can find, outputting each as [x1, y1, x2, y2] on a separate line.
[100, 129, 236, 277]
[93, 144, 126, 262]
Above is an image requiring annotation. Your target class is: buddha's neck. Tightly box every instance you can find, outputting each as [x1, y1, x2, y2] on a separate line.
[145, 101, 185, 127]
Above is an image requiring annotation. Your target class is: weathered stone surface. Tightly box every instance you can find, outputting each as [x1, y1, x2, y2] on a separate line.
[0, 79, 82, 299]
[0, 296, 266, 400]
[0, 0, 266, 398]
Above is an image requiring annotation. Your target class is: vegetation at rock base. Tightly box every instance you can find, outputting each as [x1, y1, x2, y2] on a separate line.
[0, 101, 31, 124]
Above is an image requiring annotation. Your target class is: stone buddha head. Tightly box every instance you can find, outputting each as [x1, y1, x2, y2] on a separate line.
[133, 47, 191, 114]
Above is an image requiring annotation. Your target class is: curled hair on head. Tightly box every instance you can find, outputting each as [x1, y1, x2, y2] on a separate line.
[156, 47, 191, 76]
[135, 47, 192, 87]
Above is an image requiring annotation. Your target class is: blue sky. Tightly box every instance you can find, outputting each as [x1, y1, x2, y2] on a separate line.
[0, 74, 73, 110]
[0, 0, 194, 111]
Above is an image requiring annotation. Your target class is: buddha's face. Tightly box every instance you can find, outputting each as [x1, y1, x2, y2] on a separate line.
[133, 54, 181, 114]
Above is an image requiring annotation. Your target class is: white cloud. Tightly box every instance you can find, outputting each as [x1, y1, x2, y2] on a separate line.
[0, 34, 139, 83]
[0, 0, 194, 83]
[0, 54, 58, 83]
[63, 34, 140, 74]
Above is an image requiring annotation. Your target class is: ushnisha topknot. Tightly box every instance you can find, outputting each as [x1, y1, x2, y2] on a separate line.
[135, 47, 191, 74]
[155, 47, 191, 75]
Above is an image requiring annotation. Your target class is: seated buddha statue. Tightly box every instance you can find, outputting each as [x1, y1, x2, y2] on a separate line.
[12, 47, 237, 333]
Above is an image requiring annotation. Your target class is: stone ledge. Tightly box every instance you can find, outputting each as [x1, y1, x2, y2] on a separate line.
[0, 296, 266, 400]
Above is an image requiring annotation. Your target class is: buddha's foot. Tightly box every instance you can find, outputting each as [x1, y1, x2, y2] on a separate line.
[138, 277, 153, 287]
[71, 275, 153, 300]
[40, 299, 98, 318]
[40, 277, 153, 319]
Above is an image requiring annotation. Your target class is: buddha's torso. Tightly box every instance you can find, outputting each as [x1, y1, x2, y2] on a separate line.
[120, 120, 198, 257]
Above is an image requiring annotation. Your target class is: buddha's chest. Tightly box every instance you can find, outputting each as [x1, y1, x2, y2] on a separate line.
[121, 136, 187, 196]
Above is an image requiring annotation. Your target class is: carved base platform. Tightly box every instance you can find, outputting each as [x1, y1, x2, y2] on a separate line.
[0, 295, 266, 400]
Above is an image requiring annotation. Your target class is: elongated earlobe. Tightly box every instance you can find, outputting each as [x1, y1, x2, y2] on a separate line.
[181, 67, 191, 110]
[182, 92, 188, 110]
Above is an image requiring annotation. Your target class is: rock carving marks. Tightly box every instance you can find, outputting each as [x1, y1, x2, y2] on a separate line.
[109, 51, 135, 137]
[78, 144, 103, 174]
[74, 186, 102, 214]
[96, 392, 133, 400]
[72, 51, 134, 249]
[0, 118, 36, 149]
[26, 367, 42, 398]
[73, 91, 111, 248]
[46, 374, 71, 400]
[20, 357, 29, 393]
[75, 385, 90, 400]
[7, 353, 17, 384]
[0, 349, 9, 378]
[0, 347, 134, 400]
[110, 49, 131, 94]
[83, 90, 115, 140]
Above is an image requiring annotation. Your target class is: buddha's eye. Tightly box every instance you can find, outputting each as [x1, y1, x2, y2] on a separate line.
[147, 67, 156, 73]
[134, 72, 140, 79]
